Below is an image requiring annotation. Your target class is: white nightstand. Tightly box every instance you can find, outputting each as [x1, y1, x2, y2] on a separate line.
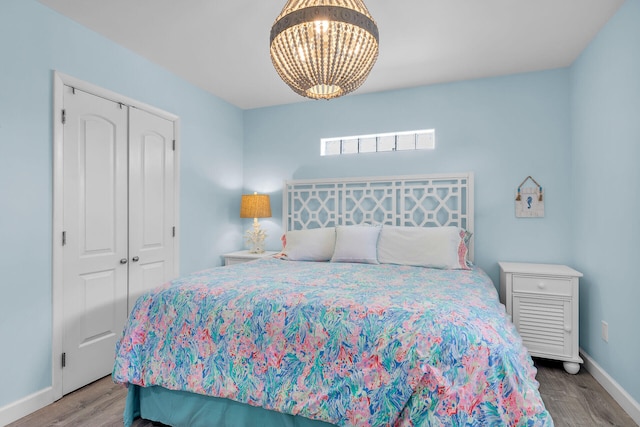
[223, 250, 278, 266]
[499, 262, 583, 374]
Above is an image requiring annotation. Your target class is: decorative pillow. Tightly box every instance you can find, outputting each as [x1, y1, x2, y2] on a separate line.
[377, 225, 470, 269]
[281, 227, 336, 261]
[330, 225, 381, 264]
[460, 229, 473, 267]
[461, 229, 473, 247]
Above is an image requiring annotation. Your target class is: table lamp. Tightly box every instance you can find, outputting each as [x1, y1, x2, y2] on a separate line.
[240, 192, 272, 253]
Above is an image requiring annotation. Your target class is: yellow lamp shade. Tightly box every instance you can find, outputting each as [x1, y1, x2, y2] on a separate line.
[240, 194, 272, 219]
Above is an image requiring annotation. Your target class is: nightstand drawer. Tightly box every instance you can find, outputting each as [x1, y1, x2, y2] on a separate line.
[225, 257, 250, 266]
[223, 250, 278, 266]
[512, 275, 572, 296]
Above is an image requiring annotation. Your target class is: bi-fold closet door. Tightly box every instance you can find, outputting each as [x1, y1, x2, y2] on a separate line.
[61, 85, 176, 395]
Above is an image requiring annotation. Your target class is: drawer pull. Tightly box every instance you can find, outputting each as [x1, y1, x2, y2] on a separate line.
[537, 282, 545, 289]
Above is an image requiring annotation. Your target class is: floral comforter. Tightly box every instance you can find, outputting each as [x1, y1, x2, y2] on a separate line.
[113, 258, 552, 427]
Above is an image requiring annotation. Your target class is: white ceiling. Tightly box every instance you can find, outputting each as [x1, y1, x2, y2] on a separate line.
[38, 0, 624, 110]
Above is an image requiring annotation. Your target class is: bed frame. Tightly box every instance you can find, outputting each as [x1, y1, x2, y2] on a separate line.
[124, 172, 476, 427]
[283, 172, 474, 261]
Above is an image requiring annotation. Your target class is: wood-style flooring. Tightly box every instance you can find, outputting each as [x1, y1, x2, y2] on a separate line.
[8, 358, 637, 427]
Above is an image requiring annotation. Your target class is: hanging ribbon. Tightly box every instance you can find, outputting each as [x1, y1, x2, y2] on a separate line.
[515, 176, 543, 202]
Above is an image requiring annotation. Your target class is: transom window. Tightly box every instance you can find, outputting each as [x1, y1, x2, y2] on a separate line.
[321, 129, 435, 156]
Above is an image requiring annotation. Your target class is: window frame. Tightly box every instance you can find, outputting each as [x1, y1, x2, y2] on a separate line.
[320, 129, 435, 156]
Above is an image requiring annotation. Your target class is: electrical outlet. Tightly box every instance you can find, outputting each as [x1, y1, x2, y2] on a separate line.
[602, 321, 609, 342]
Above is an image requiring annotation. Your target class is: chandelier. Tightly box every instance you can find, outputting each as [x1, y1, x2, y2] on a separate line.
[270, 0, 379, 100]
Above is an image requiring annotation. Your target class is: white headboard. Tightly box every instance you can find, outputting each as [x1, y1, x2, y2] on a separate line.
[283, 173, 474, 260]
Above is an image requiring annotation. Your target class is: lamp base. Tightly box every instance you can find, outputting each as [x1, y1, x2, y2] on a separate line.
[248, 246, 265, 254]
[245, 219, 267, 254]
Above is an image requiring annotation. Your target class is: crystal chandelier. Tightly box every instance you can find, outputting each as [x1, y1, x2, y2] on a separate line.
[270, 0, 379, 100]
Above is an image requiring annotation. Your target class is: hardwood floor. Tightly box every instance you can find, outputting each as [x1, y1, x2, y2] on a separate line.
[534, 358, 637, 427]
[8, 358, 637, 427]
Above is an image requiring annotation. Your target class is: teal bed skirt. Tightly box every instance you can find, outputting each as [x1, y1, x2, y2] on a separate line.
[124, 384, 335, 427]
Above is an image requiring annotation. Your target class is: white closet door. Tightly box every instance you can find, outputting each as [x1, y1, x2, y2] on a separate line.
[62, 86, 129, 394]
[127, 107, 176, 312]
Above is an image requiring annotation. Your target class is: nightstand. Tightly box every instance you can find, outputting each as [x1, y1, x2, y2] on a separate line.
[223, 250, 278, 266]
[499, 262, 583, 374]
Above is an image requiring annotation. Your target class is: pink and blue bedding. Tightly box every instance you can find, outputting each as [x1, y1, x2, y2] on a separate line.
[113, 258, 552, 426]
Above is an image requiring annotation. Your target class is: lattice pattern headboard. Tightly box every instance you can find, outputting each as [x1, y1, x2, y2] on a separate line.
[283, 173, 474, 260]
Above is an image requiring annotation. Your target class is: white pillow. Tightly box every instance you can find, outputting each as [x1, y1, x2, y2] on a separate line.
[281, 227, 336, 261]
[377, 225, 470, 269]
[330, 225, 381, 264]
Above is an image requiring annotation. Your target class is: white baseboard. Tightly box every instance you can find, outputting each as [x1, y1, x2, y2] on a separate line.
[580, 348, 640, 425]
[0, 387, 54, 426]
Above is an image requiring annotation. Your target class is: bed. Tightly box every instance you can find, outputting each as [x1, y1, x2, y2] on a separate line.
[113, 173, 553, 427]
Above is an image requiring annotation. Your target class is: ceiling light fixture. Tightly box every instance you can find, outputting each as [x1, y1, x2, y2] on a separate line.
[270, 0, 379, 100]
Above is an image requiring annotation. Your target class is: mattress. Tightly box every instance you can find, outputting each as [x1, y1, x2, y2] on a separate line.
[113, 258, 552, 426]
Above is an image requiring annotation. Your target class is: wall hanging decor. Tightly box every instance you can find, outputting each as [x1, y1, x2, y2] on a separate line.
[515, 176, 544, 218]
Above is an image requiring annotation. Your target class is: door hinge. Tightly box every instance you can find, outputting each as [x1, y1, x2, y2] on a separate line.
[61, 352, 66, 368]
[172, 140, 176, 151]
[172, 226, 176, 237]
[62, 231, 66, 246]
[61, 109, 66, 124]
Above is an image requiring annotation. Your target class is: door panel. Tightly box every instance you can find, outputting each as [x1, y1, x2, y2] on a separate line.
[82, 118, 117, 253]
[128, 107, 175, 311]
[80, 270, 118, 342]
[138, 261, 166, 305]
[62, 86, 128, 394]
[513, 295, 571, 358]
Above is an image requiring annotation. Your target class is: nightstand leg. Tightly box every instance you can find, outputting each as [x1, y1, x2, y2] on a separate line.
[563, 362, 580, 374]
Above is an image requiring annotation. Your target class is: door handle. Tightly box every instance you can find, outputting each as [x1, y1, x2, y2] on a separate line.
[132, 256, 139, 262]
[120, 258, 128, 264]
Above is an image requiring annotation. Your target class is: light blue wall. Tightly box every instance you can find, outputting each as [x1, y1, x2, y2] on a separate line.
[0, 0, 244, 408]
[244, 70, 574, 286]
[570, 0, 640, 404]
